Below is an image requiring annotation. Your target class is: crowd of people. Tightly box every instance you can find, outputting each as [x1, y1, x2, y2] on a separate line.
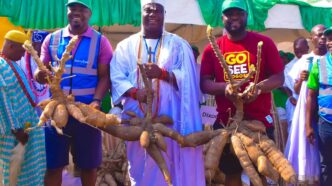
[0, 0, 331, 186]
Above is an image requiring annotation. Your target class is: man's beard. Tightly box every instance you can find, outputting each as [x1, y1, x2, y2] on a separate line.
[72, 23, 82, 29]
[225, 23, 247, 36]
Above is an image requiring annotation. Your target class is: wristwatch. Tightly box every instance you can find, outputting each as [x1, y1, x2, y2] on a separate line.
[92, 98, 102, 103]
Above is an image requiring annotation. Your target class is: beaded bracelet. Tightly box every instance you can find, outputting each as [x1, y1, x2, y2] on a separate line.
[160, 68, 168, 80]
[129, 88, 138, 100]
[92, 98, 102, 103]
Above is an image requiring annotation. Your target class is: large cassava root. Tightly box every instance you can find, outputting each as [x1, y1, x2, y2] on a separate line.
[204, 130, 229, 182]
[23, 37, 123, 134]
[204, 26, 296, 185]
[259, 136, 296, 183]
[231, 135, 264, 186]
[100, 58, 222, 186]
[97, 139, 130, 186]
[236, 132, 279, 181]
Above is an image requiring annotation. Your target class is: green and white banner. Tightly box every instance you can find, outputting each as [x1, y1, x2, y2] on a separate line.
[0, 0, 331, 31]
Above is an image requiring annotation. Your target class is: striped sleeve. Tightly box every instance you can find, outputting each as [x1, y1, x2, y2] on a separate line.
[0, 87, 21, 135]
[0, 75, 6, 87]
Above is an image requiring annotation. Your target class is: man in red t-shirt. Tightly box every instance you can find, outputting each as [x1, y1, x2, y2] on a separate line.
[200, 0, 284, 185]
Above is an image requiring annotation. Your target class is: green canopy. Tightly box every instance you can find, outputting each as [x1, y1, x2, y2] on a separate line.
[0, 0, 141, 29]
[0, 0, 331, 31]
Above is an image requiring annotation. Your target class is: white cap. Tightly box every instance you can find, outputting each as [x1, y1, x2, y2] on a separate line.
[141, 0, 166, 8]
[140, 0, 166, 33]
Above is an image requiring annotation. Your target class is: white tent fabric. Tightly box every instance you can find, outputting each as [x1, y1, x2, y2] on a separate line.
[164, 0, 205, 25]
[164, 1, 307, 30]
[265, 4, 304, 29]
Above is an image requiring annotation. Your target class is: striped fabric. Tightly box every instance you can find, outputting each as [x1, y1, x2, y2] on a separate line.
[0, 58, 46, 186]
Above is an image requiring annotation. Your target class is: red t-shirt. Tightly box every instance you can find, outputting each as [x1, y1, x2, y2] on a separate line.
[200, 32, 284, 127]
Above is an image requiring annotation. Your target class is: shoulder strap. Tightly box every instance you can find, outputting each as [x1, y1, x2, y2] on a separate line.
[50, 29, 63, 62]
[5, 59, 36, 107]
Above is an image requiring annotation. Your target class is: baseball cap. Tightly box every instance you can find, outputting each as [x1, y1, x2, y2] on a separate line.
[323, 27, 332, 36]
[222, 0, 247, 13]
[66, 0, 91, 11]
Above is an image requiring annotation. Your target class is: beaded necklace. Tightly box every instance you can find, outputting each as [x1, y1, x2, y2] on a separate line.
[143, 36, 161, 63]
[0, 54, 36, 107]
[137, 34, 163, 118]
[25, 53, 48, 97]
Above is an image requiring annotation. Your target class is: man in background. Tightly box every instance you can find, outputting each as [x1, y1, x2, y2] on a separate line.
[17, 30, 50, 113]
[284, 37, 309, 130]
[306, 26, 332, 186]
[286, 24, 327, 185]
[192, 45, 206, 105]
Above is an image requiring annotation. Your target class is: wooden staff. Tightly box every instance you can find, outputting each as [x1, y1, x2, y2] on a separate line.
[252, 41, 263, 94]
[206, 26, 236, 86]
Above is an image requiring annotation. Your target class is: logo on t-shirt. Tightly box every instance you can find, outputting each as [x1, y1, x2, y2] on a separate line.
[265, 115, 273, 124]
[224, 51, 252, 81]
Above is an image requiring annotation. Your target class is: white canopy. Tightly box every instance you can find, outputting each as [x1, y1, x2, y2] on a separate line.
[164, 1, 306, 29]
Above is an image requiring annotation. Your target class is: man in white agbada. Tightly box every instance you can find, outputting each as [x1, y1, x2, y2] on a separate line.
[110, 0, 204, 186]
[285, 24, 327, 184]
[283, 37, 309, 130]
[289, 25, 328, 99]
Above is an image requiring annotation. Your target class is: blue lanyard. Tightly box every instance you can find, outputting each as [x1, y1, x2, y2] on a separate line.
[307, 56, 313, 72]
[143, 36, 161, 63]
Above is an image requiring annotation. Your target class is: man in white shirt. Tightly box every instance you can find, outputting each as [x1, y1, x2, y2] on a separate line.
[284, 37, 309, 129]
[285, 24, 327, 185]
